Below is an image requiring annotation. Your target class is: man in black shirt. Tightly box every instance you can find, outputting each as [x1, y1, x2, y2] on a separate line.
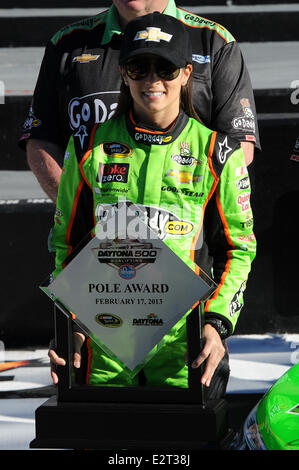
[19, 0, 259, 203]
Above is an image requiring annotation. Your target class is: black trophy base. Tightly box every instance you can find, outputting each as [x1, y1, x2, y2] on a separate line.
[30, 396, 234, 450]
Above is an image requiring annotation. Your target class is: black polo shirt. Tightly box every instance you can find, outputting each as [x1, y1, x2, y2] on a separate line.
[19, 1, 260, 164]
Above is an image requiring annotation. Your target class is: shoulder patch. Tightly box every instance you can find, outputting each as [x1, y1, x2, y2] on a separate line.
[211, 133, 240, 177]
[51, 11, 107, 46]
[177, 8, 235, 43]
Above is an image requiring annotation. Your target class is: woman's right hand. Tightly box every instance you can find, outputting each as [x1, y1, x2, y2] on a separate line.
[48, 332, 85, 385]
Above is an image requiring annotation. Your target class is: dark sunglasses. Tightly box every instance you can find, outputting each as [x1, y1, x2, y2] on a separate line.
[124, 57, 181, 81]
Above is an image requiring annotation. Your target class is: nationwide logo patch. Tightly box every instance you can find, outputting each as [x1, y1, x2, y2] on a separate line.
[97, 163, 129, 183]
[73, 54, 100, 63]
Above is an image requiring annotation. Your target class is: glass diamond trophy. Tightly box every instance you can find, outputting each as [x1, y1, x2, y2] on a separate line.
[42, 200, 216, 377]
[30, 200, 233, 450]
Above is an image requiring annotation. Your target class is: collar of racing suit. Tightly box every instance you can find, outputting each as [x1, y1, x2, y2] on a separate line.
[125, 108, 189, 146]
[101, 0, 177, 45]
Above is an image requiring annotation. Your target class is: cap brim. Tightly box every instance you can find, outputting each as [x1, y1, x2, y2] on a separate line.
[120, 48, 188, 68]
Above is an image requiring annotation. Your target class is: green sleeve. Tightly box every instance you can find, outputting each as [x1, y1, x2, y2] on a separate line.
[51, 136, 83, 278]
[205, 147, 256, 334]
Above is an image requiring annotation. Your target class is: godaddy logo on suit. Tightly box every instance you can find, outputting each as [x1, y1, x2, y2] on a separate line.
[135, 132, 172, 144]
[69, 91, 119, 131]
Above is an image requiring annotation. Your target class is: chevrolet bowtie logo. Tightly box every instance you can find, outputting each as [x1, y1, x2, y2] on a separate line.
[73, 54, 100, 64]
[134, 27, 173, 43]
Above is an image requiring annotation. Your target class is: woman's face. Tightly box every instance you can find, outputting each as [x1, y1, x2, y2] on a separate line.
[121, 56, 192, 127]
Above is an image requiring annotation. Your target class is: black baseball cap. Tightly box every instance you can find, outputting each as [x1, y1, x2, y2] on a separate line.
[119, 12, 193, 68]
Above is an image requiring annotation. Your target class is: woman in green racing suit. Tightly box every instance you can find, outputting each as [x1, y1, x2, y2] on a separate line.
[49, 12, 256, 399]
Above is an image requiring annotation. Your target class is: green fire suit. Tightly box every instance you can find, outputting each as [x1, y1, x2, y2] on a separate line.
[51, 110, 256, 387]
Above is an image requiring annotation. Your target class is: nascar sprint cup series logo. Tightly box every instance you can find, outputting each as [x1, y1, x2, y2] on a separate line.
[92, 238, 161, 279]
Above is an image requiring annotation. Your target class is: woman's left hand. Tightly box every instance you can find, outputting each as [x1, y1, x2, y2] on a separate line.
[191, 323, 225, 387]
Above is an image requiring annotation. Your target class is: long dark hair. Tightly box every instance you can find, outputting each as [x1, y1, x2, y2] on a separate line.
[113, 68, 203, 124]
[180, 71, 202, 123]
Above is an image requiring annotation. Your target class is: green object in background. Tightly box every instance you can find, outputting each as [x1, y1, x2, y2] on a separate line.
[256, 362, 299, 450]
